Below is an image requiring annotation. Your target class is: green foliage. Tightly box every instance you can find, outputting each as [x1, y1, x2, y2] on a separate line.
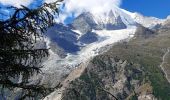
[130, 95, 138, 100]
[105, 31, 170, 99]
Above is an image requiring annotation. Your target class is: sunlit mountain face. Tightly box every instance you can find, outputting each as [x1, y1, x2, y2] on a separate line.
[1, 0, 170, 99]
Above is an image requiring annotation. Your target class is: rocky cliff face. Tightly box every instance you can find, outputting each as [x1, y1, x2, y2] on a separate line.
[61, 52, 156, 100]
[62, 58, 137, 100]
[105, 10, 127, 30]
[71, 10, 128, 33]
[71, 12, 98, 33]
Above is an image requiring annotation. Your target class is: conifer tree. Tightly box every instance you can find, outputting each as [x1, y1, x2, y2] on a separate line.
[0, 0, 63, 99]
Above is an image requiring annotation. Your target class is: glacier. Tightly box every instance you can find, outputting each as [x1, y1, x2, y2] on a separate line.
[41, 5, 165, 100]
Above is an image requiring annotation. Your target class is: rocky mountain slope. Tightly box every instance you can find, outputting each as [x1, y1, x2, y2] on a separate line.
[59, 19, 170, 100]
[40, 5, 170, 100]
[3, 4, 169, 100]
[40, 7, 138, 90]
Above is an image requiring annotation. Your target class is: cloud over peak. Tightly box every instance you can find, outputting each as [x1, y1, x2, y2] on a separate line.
[57, 0, 122, 23]
[0, 0, 122, 23]
[64, 0, 121, 14]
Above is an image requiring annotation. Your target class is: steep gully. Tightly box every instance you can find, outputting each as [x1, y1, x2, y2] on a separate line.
[160, 47, 170, 83]
[44, 62, 88, 100]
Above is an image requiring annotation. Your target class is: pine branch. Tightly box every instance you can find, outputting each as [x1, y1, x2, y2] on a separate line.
[0, 0, 63, 99]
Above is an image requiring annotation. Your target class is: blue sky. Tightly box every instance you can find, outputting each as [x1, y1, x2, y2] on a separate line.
[121, 0, 170, 18]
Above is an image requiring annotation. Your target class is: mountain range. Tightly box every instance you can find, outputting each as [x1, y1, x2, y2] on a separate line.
[43, 6, 164, 75]
[4, 5, 170, 100]
[39, 5, 170, 100]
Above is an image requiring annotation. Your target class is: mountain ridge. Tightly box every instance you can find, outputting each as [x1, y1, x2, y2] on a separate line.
[41, 5, 170, 100]
[4, 5, 170, 100]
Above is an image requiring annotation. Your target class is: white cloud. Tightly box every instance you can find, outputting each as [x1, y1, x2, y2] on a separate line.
[53, 0, 122, 23]
[44, 0, 58, 3]
[0, 0, 122, 22]
[0, 0, 33, 7]
[64, 0, 121, 14]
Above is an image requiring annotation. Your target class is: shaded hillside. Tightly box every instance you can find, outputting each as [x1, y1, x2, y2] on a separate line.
[61, 22, 170, 100]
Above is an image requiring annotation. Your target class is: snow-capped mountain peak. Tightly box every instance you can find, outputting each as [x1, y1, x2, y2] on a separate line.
[76, 6, 164, 29]
[130, 12, 165, 28]
[43, 6, 165, 71]
[71, 6, 137, 33]
[41, 5, 168, 99]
